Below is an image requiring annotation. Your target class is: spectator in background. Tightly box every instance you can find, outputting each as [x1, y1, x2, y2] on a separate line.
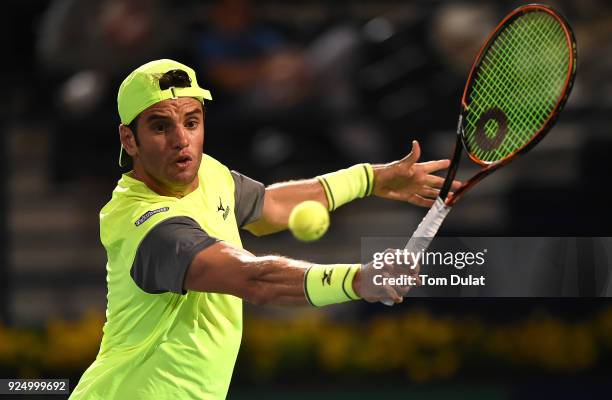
[37, 0, 189, 183]
[429, 2, 497, 76]
[194, 0, 310, 107]
[191, 0, 316, 175]
[193, 0, 388, 176]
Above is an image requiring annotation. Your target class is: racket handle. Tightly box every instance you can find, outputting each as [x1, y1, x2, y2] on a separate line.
[404, 197, 452, 253]
[381, 197, 452, 306]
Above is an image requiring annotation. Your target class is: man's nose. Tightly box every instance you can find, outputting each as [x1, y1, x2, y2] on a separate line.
[172, 125, 189, 149]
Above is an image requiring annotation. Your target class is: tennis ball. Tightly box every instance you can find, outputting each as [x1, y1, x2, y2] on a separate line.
[288, 201, 330, 242]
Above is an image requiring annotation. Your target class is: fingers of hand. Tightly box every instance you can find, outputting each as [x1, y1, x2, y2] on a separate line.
[397, 283, 412, 297]
[369, 283, 403, 304]
[378, 251, 405, 303]
[408, 194, 435, 208]
[403, 140, 421, 165]
[420, 159, 451, 173]
[425, 175, 446, 188]
[385, 286, 403, 304]
[397, 266, 421, 296]
[420, 169, 462, 190]
[419, 187, 440, 199]
[375, 249, 423, 304]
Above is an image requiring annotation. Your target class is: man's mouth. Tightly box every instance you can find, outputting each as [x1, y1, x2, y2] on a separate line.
[174, 155, 193, 169]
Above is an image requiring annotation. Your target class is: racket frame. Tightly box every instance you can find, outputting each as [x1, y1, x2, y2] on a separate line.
[439, 3, 577, 207]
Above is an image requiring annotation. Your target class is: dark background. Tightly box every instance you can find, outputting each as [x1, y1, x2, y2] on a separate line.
[1, 0, 612, 399]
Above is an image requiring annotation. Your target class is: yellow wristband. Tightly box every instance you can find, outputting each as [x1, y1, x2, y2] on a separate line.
[303, 264, 361, 307]
[317, 163, 374, 211]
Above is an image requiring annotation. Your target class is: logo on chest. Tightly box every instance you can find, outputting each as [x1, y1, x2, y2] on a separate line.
[135, 207, 170, 226]
[217, 197, 231, 220]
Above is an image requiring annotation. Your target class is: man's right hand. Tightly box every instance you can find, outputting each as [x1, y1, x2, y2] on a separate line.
[353, 249, 422, 304]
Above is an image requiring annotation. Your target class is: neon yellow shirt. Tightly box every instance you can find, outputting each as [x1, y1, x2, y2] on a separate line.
[71, 154, 244, 399]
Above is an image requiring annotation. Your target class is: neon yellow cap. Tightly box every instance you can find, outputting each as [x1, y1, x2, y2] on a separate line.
[116, 59, 212, 166]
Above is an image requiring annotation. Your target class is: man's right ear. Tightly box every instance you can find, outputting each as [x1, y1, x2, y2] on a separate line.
[119, 124, 138, 157]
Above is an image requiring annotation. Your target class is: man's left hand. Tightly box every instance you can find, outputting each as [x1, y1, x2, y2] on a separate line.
[372, 140, 461, 207]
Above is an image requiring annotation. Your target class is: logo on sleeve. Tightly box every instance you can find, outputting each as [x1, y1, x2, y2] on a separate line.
[322, 268, 333, 286]
[135, 207, 170, 226]
[217, 197, 230, 220]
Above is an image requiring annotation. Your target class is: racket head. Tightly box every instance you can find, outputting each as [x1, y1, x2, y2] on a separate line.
[459, 3, 577, 167]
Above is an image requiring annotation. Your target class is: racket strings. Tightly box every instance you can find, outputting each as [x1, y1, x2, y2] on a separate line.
[473, 15, 554, 158]
[469, 17, 566, 159]
[463, 11, 570, 162]
[467, 14, 568, 160]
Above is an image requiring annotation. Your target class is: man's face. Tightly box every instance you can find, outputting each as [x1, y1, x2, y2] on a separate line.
[124, 97, 204, 194]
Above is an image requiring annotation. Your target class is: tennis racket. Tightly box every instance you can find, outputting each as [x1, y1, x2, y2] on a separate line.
[383, 4, 577, 305]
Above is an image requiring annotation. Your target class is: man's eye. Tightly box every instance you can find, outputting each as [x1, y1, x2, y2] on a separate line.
[153, 124, 165, 132]
[186, 120, 199, 129]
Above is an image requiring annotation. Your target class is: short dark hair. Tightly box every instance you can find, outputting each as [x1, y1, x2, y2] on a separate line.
[158, 69, 192, 90]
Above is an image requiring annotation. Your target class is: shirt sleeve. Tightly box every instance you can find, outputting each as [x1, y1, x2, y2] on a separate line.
[231, 170, 265, 228]
[131, 217, 219, 295]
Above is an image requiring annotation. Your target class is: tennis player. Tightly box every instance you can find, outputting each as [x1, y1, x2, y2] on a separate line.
[69, 59, 460, 399]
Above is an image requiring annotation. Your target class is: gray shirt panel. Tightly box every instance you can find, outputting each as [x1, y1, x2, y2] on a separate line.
[231, 171, 265, 228]
[131, 216, 219, 295]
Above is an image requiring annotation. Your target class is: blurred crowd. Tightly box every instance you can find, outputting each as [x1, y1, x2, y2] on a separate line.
[0, 0, 555, 180]
[3, 0, 609, 190]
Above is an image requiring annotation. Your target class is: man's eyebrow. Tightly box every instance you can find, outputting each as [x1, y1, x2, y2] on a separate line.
[144, 113, 172, 123]
[143, 107, 203, 123]
[185, 108, 203, 117]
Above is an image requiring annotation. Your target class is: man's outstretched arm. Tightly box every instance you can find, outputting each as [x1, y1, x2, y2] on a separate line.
[245, 140, 461, 236]
[183, 241, 411, 306]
